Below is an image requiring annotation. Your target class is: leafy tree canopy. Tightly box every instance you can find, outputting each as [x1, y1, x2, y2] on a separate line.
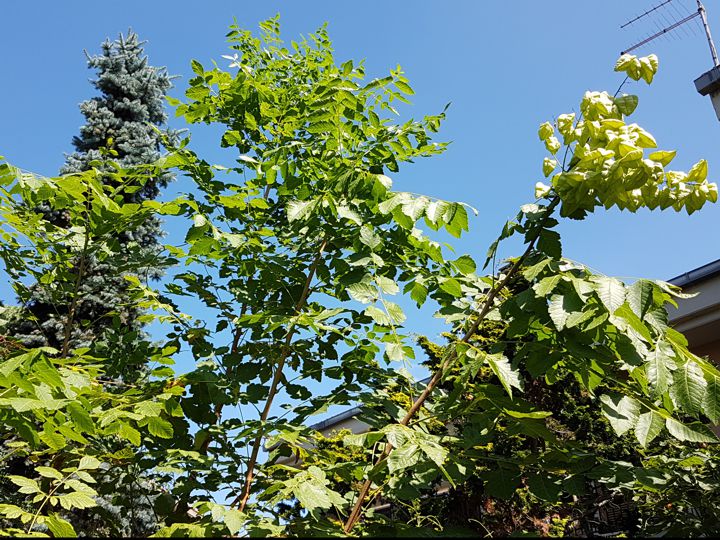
[0, 18, 719, 538]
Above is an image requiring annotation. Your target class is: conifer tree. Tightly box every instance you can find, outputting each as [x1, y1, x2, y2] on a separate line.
[1, 32, 175, 536]
[8, 32, 174, 367]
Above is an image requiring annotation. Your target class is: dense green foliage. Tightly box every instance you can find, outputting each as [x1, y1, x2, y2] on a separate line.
[7, 32, 175, 358]
[0, 19, 719, 538]
[1, 32, 175, 537]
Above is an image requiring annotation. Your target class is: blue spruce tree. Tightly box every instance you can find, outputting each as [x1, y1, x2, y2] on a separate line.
[1, 32, 176, 536]
[9, 32, 175, 378]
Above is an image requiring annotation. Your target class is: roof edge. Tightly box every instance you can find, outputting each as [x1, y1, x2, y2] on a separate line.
[668, 258, 720, 288]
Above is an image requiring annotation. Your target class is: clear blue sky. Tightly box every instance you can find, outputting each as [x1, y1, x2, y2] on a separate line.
[1, 2, 719, 381]
[2, 1, 718, 281]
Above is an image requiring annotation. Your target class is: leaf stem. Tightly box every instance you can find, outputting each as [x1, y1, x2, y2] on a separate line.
[232, 237, 328, 511]
[342, 197, 560, 533]
[60, 176, 93, 359]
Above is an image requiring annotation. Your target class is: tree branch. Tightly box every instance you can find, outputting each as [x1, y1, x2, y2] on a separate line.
[232, 237, 328, 511]
[343, 197, 560, 533]
[60, 181, 93, 358]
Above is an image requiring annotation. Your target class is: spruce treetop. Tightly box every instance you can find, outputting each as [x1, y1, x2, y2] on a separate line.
[63, 31, 174, 202]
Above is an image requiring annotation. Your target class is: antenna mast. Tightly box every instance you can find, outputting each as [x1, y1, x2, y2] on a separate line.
[697, 0, 720, 66]
[621, 0, 720, 121]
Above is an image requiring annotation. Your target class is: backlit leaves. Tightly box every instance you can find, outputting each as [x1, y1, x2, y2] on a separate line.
[600, 394, 640, 436]
[593, 276, 626, 315]
[670, 361, 707, 416]
[634, 411, 664, 448]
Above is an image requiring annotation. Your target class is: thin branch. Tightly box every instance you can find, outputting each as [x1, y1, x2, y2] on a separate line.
[342, 197, 560, 533]
[60, 179, 94, 358]
[232, 237, 328, 511]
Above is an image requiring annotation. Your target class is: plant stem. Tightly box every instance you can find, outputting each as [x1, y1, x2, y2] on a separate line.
[232, 237, 328, 511]
[60, 179, 93, 359]
[342, 198, 559, 533]
[26, 471, 75, 533]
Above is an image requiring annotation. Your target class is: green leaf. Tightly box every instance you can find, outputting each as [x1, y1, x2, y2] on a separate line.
[410, 282, 428, 307]
[647, 344, 674, 396]
[0, 504, 27, 519]
[376, 275, 399, 295]
[533, 275, 561, 297]
[287, 199, 316, 222]
[190, 59, 204, 75]
[703, 372, 720, 424]
[249, 197, 269, 209]
[135, 401, 164, 417]
[482, 467, 521, 500]
[365, 306, 392, 326]
[665, 418, 718, 442]
[343, 431, 385, 448]
[385, 342, 406, 361]
[347, 281, 378, 304]
[504, 409, 552, 419]
[627, 279, 653, 319]
[359, 225, 381, 249]
[453, 255, 476, 275]
[615, 94, 639, 116]
[687, 159, 708, 182]
[648, 150, 676, 166]
[634, 411, 664, 448]
[593, 276, 626, 315]
[600, 394, 640, 436]
[147, 416, 174, 439]
[33, 360, 63, 389]
[192, 214, 208, 228]
[542, 157, 557, 177]
[119, 422, 141, 445]
[439, 277, 463, 298]
[446, 204, 469, 238]
[670, 361, 707, 416]
[292, 467, 346, 511]
[527, 473, 561, 502]
[523, 259, 551, 281]
[0, 397, 44, 412]
[537, 229, 561, 258]
[382, 300, 406, 324]
[547, 292, 583, 331]
[0, 351, 34, 376]
[613, 303, 652, 342]
[58, 492, 97, 510]
[401, 196, 428, 221]
[78, 456, 102, 470]
[44, 514, 77, 538]
[36, 466, 63, 480]
[425, 200, 449, 224]
[394, 80, 414, 95]
[67, 402, 95, 434]
[224, 509, 246, 535]
[378, 193, 403, 215]
[538, 122, 554, 141]
[8, 476, 41, 494]
[39, 429, 66, 451]
[387, 443, 421, 474]
[484, 352, 523, 397]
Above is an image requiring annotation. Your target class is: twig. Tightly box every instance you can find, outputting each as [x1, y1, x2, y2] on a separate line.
[342, 197, 560, 533]
[60, 177, 93, 358]
[232, 237, 328, 511]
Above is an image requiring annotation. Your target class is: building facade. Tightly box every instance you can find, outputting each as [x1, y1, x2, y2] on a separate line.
[669, 258, 720, 362]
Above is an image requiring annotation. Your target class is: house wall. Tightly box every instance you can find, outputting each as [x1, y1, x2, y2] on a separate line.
[668, 272, 720, 364]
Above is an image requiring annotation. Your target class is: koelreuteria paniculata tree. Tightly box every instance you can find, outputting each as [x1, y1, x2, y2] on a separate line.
[1, 18, 719, 537]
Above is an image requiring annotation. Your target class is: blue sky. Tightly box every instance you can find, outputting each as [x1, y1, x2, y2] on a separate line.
[2, 1, 718, 281]
[1, 3, 719, 388]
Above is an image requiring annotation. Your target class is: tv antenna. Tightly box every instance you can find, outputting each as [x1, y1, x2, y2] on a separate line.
[621, 0, 720, 120]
